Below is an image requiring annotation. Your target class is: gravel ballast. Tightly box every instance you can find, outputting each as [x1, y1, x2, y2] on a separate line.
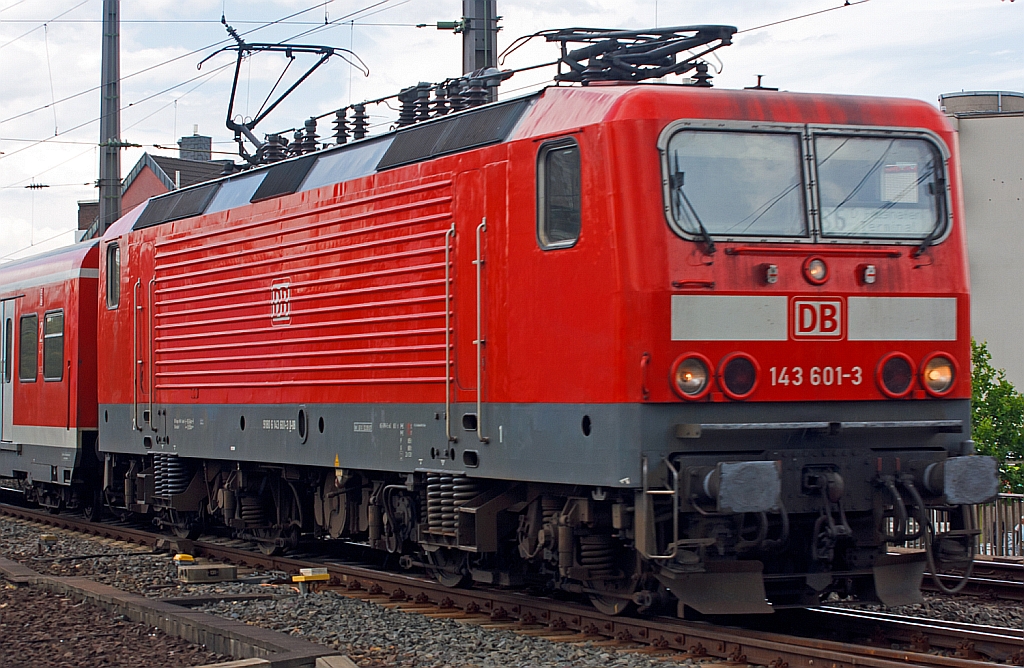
[198, 593, 695, 668]
[0, 516, 287, 600]
[0, 580, 228, 667]
[3, 512, 1022, 667]
[838, 592, 1024, 628]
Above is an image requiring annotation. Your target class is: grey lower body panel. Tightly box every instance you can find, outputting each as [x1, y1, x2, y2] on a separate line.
[97, 399, 970, 489]
[0, 441, 82, 485]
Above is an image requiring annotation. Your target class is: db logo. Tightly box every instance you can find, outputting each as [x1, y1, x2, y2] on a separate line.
[271, 280, 291, 325]
[792, 299, 843, 339]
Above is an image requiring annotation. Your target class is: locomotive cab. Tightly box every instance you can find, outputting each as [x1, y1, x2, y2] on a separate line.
[598, 85, 998, 612]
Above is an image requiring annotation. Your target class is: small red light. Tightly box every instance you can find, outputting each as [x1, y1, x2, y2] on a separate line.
[877, 352, 915, 399]
[717, 353, 759, 400]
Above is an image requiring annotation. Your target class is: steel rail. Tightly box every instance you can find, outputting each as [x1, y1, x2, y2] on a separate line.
[0, 502, 1012, 668]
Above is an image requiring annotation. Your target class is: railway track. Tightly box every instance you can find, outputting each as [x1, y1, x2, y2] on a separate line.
[0, 502, 1019, 668]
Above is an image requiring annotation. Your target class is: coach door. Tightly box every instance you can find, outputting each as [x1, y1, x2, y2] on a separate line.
[0, 300, 13, 443]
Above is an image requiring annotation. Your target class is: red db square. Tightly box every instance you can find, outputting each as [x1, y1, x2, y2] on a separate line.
[792, 299, 843, 339]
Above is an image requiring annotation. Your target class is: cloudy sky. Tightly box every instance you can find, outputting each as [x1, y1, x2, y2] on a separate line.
[0, 0, 1021, 263]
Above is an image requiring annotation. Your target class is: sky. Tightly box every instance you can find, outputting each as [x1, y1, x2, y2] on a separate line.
[0, 0, 1021, 263]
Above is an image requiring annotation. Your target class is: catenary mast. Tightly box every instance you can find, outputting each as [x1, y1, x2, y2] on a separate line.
[98, 0, 121, 234]
[462, 0, 498, 102]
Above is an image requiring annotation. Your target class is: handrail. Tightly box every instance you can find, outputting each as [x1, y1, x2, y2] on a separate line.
[639, 456, 680, 560]
[473, 219, 488, 443]
[132, 279, 141, 431]
[148, 278, 156, 431]
[444, 223, 455, 442]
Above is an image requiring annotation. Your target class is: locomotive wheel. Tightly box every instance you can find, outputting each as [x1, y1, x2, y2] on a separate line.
[426, 548, 469, 587]
[81, 490, 102, 522]
[254, 526, 299, 556]
[168, 510, 202, 540]
[587, 576, 639, 616]
[255, 529, 283, 556]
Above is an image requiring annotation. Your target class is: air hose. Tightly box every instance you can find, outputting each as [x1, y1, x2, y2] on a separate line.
[904, 478, 975, 595]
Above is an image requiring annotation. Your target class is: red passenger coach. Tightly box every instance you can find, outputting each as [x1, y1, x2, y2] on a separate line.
[6, 25, 1003, 616]
[0, 241, 100, 512]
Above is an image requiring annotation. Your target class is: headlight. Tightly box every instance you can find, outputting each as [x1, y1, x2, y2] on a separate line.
[877, 352, 914, 398]
[671, 355, 711, 400]
[921, 354, 956, 396]
[804, 257, 828, 285]
[718, 353, 758, 400]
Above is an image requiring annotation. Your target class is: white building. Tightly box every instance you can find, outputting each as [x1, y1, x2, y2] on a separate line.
[940, 91, 1024, 387]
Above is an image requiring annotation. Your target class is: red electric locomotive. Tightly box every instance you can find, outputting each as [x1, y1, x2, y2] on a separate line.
[1, 26, 998, 616]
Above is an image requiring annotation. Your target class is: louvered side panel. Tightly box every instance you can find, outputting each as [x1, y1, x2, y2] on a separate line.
[151, 180, 453, 397]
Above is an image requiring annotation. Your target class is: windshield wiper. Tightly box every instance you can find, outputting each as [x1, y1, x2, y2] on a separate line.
[670, 156, 715, 255]
[914, 182, 944, 258]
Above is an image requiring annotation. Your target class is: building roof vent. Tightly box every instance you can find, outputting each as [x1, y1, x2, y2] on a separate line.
[939, 91, 1024, 117]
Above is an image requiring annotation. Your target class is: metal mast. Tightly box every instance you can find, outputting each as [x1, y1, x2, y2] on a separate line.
[98, 0, 121, 234]
[462, 0, 498, 99]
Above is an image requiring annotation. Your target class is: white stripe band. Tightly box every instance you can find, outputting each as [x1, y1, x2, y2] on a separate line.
[847, 297, 957, 341]
[0, 268, 98, 295]
[671, 295, 788, 341]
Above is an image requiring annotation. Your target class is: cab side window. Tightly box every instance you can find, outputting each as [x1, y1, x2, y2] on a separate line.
[537, 139, 581, 249]
[106, 242, 120, 309]
[18, 314, 37, 382]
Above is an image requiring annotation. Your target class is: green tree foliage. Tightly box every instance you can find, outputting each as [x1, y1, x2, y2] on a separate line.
[971, 339, 1024, 492]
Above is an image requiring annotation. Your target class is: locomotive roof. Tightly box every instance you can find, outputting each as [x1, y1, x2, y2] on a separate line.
[0, 238, 98, 297]
[114, 83, 951, 235]
[511, 84, 952, 139]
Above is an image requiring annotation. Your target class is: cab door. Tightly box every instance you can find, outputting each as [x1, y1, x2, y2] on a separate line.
[1, 299, 14, 442]
[129, 242, 154, 432]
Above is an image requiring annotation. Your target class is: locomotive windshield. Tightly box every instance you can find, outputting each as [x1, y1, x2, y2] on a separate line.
[667, 131, 807, 238]
[816, 136, 944, 240]
[663, 127, 946, 243]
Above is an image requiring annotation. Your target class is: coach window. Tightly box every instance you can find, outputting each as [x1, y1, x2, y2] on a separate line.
[43, 311, 64, 381]
[106, 242, 120, 309]
[537, 139, 581, 249]
[18, 314, 37, 382]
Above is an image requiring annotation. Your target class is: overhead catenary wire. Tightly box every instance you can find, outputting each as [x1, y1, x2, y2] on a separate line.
[43, 23, 58, 135]
[0, 0, 391, 127]
[0, 0, 31, 14]
[0, 61, 236, 163]
[736, 0, 872, 34]
[1, 0, 398, 190]
[0, 228, 78, 262]
[2, 19, 432, 26]
[1, 57, 234, 190]
[1, 0, 879, 260]
[0, 0, 91, 51]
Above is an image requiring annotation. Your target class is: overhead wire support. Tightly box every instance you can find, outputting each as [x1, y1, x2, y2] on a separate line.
[199, 17, 368, 164]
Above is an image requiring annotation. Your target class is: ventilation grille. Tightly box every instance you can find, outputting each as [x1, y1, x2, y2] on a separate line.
[133, 183, 220, 230]
[376, 97, 533, 170]
[250, 154, 318, 203]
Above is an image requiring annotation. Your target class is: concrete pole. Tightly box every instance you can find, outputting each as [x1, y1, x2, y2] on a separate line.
[98, 0, 121, 235]
[462, 0, 498, 74]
